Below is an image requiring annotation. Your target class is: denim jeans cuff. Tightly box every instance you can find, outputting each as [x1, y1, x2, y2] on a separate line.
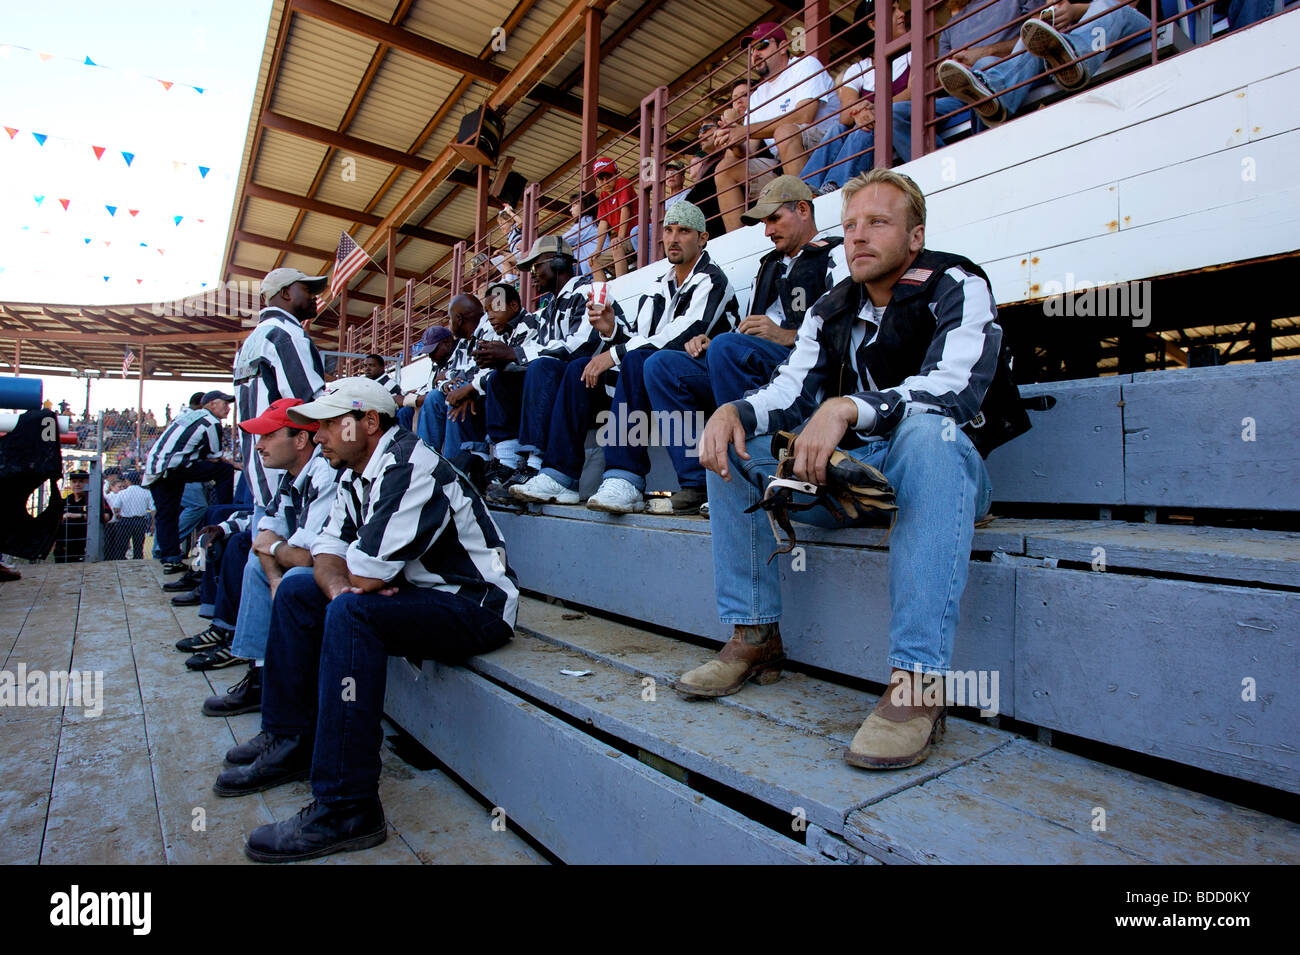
[603, 468, 646, 492]
[720, 615, 782, 626]
[886, 655, 949, 675]
[540, 466, 578, 491]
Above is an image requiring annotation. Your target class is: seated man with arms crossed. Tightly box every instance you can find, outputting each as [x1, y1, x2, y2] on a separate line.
[213, 377, 518, 863]
[679, 169, 1027, 770]
[200, 398, 341, 716]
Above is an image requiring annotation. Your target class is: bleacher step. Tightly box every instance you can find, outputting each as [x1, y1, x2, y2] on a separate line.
[449, 597, 1300, 864]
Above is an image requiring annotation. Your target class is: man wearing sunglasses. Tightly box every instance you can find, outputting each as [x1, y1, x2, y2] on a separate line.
[714, 22, 838, 232]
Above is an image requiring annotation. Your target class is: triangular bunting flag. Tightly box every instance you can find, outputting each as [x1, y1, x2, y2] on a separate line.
[173, 216, 183, 226]
[200, 282, 208, 287]
[38, 52, 54, 62]
[103, 276, 110, 282]
[157, 248, 165, 255]
[105, 205, 117, 216]
[58, 198, 69, 211]
[172, 160, 182, 172]
[158, 79, 173, 91]
[128, 209, 139, 217]
[139, 242, 147, 247]
[103, 240, 111, 246]
[136, 279, 143, 285]
[92, 145, 105, 160]
[198, 166, 210, 178]
[193, 87, 205, 94]
[3, 127, 17, 140]
[33, 132, 47, 146]
[197, 218, 205, 223]
[84, 237, 91, 244]
[84, 56, 98, 66]
[121, 151, 134, 166]
[33, 194, 44, 205]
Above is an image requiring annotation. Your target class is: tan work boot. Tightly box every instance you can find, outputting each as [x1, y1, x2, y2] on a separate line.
[674, 624, 785, 699]
[843, 669, 947, 770]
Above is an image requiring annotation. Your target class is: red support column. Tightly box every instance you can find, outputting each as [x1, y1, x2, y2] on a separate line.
[874, 2, 892, 167]
[384, 226, 396, 318]
[650, 85, 667, 265]
[337, 288, 349, 357]
[451, 241, 466, 298]
[520, 182, 540, 310]
[580, 8, 603, 200]
[402, 278, 413, 365]
[135, 343, 145, 456]
[804, 0, 830, 66]
[475, 166, 490, 252]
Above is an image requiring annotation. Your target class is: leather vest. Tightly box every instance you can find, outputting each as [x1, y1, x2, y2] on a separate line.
[751, 237, 844, 331]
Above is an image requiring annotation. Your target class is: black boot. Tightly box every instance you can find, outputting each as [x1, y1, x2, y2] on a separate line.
[212, 733, 311, 796]
[202, 665, 262, 717]
[163, 571, 202, 592]
[244, 797, 387, 863]
[225, 729, 275, 766]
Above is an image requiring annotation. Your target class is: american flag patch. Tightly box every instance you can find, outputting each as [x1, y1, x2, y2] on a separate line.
[351, 400, 364, 408]
[899, 268, 932, 284]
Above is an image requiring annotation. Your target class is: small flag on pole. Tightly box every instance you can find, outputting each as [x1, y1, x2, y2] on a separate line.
[326, 231, 376, 303]
[123, 347, 136, 377]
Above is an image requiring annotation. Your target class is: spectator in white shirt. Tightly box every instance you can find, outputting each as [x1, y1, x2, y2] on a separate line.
[111, 472, 154, 560]
[714, 22, 838, 231]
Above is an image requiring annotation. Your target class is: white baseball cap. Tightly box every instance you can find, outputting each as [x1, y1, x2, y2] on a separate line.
[262, 267, 328, 300]
[286, 377, 397, 423]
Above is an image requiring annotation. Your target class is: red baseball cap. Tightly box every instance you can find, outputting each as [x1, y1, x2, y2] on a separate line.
[592, 157, 618, 177]
[741, 22, 787, 47]
[239, 397, 318, 434]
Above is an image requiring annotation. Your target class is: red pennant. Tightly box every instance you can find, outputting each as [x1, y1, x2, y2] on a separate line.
[58, 198, 70, 210]
[91, 145, 105, 160]
[3, 127, 17, 140]
[157, 248, 165, 255]
[136, 279, 143, 285]
[158, 79, 173, 91]
[128, 209, 139, 217]
[103, 240, 111, 247]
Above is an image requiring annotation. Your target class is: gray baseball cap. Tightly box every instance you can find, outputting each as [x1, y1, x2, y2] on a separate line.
[262, 267, 328, 300]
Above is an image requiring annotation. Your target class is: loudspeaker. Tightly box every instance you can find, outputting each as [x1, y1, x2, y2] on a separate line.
[451, 106, 505, 166]
[492, 171, 527, 209]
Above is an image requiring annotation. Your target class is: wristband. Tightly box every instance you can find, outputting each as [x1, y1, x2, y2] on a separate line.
[270, 540, 284, 558]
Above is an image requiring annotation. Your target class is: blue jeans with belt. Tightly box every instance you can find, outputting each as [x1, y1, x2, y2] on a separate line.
[706, 413, 991, 672]
[260, 568, 512, 803]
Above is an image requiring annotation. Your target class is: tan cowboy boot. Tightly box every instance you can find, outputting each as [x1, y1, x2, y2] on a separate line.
[844, 669, 947, 769]
[674, 624, 785, 699]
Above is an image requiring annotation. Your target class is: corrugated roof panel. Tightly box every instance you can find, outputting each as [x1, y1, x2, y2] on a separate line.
[251, 129, 330, 195]
[295, 212, 355, 250]
[241, 197, 302, 237]
[232, 245, 281, 271]
[402, 0, 516, 60]
[315, 153, 397, 207]
[333, 0, 402, 19]
[271, 17, 377, 129]
[371, 170, 424, 217]
[346, 49, 464, 150]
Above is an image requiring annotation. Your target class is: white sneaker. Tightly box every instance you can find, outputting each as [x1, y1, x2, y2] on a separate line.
[585, 477, 645, 514]
[510, 472, 579, 504]
[699, 501, 710, 518]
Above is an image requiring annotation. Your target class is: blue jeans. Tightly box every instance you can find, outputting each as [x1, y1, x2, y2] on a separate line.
[977, 0, 1152, 118]
[417, 389, 447, 451]
[643, 350, 714, 489]
[443, 395, 488, 458]
[518, 356, 568, 456]
[706, 333, 791, 406]
[602, 348, 664, 489]
[892, 95, 971, 162]
[260, 568, 512, 803]
[212, 529, 252, 632]
[707, 414, 992, 672]
[541, 355, 619, 490]
[801, 123, 877, 190]
[232, 550, 273, 660]
[150, 461, 234, 561]
[198, 504, 252, 616]
[396, 406, 414, 431]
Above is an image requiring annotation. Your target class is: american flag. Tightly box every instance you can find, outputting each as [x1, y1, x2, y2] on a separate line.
[326, 230, 375, 303]
[122, 347, 136, 378]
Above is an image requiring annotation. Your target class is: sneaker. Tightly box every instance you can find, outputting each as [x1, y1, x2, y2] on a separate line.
[699, 501, 710, 518]
[505, 464, 538, 488]
[244, 797, 386, 863]
[186, 643, 249, 671]
[176, 625, 231, 653]
[203, 665, 262, 717]
[669, 487, 707, 515]
[1021, 17, 1090, 91]
[586, 477, 645, 514]
[937, 60, 1009, 126]
[510, 472, 579, 504]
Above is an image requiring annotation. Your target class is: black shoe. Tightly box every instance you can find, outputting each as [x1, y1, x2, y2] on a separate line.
[670, 487, 707, 515]
[225, 728, 276, 766]
[163, 571, 202, 592]
[161, 560, 188, 575]
[213, 733, 312, 796]
[171, 588, 201, 607]
[203, 665, 262, 717]
[186, 644, 248, 671]
[245, 797, 387, 863]
[484, 459, 514, 487]
[176, 625, 230, 653]
[505, 465, 537, 489]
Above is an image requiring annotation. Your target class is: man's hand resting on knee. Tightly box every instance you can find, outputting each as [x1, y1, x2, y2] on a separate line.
[699, 404, 749, 481]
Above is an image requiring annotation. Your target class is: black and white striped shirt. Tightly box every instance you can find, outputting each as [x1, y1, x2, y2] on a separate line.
[532, 274, 609, 360]
[734, 253, 1001, 440]
[312, 427, 519, 626]
[469, 310, 543, 394]
[232, 306, 326, 508]
[374, 372, 403, 398]
[260, 445, 341, 550]
[142, 409, 222, 485]
[611, 250, 738, 365]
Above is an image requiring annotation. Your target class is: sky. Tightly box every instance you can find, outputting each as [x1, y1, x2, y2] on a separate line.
[1, 0, 274, 416]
